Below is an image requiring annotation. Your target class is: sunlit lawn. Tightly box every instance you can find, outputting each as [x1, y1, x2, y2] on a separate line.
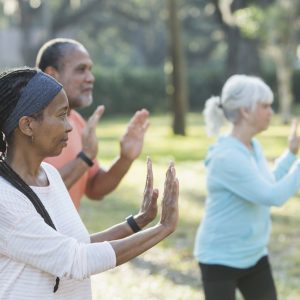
[79, 113, 300, 300]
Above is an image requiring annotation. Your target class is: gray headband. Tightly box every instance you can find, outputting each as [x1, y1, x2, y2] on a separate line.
[3, 71, 63, 136]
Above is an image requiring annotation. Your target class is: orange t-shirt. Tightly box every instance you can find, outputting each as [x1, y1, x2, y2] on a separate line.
[45, 110, 99, 209]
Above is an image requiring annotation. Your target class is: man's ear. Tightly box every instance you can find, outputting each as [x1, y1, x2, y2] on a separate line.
[18, 116, 34, 137]
[44, 66, 60, 81]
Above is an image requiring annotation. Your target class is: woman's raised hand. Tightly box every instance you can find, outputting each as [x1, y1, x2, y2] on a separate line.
[135, 158, 159, 228]
[288, 119, 300, 155]
[107, 160, 179, 266]
[159, 162, 179, 234]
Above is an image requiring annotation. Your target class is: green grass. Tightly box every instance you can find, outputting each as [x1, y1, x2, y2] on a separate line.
[79, 113, 300, 300]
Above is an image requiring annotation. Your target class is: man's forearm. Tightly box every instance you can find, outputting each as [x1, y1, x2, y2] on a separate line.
[86, 156, 133, 199]
[57, 157, 90, 189]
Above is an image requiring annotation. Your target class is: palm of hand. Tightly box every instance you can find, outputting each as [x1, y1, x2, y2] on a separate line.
[138, 158, 158, 223]
[120, 126, 145, 160]
[288, 119, 300, 155]
[120, 110, 149, 160]
[160, 163, 179, 230]
[82, 126, 98, 159]
[140, 188, 158, 224]
[289, 137, 300, 154]
[81, 105, 105, 159]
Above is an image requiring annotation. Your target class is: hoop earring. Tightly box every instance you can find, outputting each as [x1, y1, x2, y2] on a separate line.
[31, 135, 34, 144]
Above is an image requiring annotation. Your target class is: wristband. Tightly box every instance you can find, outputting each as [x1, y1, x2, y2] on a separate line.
[126, 215, 141, 233]
[77, 151, 94, 167]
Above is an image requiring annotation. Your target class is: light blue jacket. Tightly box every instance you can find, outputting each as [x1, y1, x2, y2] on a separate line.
[194, 135, 300, 268]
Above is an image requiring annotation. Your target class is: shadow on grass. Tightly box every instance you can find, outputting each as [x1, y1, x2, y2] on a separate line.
[130, 256, 202, 289]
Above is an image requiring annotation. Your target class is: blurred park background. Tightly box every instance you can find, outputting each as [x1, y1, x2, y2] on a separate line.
[1, 0, 300, 299]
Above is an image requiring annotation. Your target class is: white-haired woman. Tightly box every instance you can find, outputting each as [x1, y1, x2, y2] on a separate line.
[194, 75, 300, 300]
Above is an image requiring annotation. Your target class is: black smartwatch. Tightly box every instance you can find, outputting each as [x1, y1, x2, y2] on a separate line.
[77, 151, 94, 167]
[126, 215, 141, 232]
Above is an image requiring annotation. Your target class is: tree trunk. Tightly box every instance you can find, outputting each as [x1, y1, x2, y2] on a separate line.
[226, 27, 261, 76]
[18, 1, 35, 65]
[166, 0, 188, 135]
[272, 48, 293, 123]
[212, 0, 262, 76]
[267, 0, 297, 123]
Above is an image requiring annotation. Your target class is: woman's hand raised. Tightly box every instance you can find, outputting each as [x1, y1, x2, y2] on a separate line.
[134, 158, 159, 228]
[107, 160, 179, 266]
[288, 119, 300, 155]
[159, 162, 179, 234]
[134, 159, 179, 232]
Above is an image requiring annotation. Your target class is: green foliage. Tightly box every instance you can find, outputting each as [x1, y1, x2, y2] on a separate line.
[256, 68, 300, 109]
[79, 65, 226, 117]
[234, 1, 300, 46]
[235, 6, 265, 39]
[79, 67, 167, 117]
[292, 69, 300, 104]
[188, 66, 225, 111]
[77, 65, 300, 118]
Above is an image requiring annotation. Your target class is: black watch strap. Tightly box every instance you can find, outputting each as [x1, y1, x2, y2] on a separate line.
[77, 151, 94, 167]
[126, 215, 141, 233]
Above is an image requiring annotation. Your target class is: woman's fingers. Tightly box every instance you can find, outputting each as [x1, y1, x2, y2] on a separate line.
[290, 118, 298, 137]
[144, 157, 153, 195]
[160, 162, 179, 230]
[87, 105, 105, 131]
[163, 162, 174, 197]
[150, 188, 159, 211]
[288, 119, 300, 155]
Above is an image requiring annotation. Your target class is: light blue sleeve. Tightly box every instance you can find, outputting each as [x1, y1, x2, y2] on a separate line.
[273, 150, 297, 180]
[210, 149, 300, 207]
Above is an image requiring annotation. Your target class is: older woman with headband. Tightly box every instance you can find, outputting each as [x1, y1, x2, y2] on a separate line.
[194, 75, 300, 300]
[0, 67, 179, 300]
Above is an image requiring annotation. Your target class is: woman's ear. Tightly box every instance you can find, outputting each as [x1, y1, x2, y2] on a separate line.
[18, 116, 34, 137]
[240, 106, 251, 120]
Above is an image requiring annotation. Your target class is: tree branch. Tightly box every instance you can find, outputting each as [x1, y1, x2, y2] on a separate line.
[108, 2, 151, 24]
[51, 0, 106, 34]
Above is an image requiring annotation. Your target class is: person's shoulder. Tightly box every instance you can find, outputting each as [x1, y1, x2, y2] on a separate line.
[0, 177, 33, 212]
[41, 162, 69, 191]
[206, 135, 252, 171]
[0, 176, 26, 194]
[208, 135, 246, 158]
[41, 161, 61, 178]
